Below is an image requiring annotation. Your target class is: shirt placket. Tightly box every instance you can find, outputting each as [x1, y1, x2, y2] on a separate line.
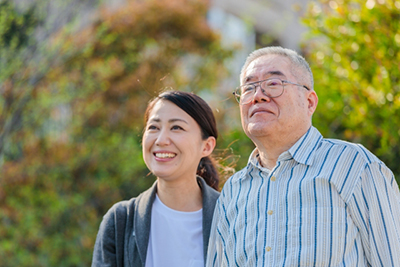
[263, 165, 281, 266]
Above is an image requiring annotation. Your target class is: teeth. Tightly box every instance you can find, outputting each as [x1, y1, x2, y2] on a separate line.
[155, 153, 176, 158]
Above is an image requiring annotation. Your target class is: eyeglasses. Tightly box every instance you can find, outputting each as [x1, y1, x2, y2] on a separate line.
[233, 78, 310, 105]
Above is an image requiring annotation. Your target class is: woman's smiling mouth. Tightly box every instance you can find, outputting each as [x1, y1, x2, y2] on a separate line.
[154, 152, 176, 159]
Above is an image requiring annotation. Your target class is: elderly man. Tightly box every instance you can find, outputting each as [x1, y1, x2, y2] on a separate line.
[206, 46, 400, 266]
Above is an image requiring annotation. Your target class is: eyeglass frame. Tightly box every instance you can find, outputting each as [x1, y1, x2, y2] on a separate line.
[232, 78, 310, 105]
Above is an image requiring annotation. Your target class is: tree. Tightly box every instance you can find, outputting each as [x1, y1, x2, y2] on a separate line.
[302, 0, 400, 183]
[0, 0, 231, 265]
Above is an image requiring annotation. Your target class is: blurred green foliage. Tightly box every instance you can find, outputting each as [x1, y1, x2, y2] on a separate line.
[0, 1, 37, 49]
[0, 0, 231, 265]
[2, 0, 400, 265]
[302, 0, 400, 182]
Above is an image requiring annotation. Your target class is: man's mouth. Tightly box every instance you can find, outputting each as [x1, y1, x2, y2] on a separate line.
[251, 108, 273, 117]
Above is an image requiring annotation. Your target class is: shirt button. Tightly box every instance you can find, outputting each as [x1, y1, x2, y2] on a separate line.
[271, 176, 276, 181]
[267, 210, 273, 215]
[266, 246, 272, 251]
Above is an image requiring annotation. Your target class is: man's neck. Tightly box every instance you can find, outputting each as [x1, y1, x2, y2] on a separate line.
[256, 142, 291, 170]
[253, 127, 309, 169]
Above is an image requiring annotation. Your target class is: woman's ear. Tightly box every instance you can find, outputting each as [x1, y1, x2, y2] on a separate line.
[202, 136, 216, 158]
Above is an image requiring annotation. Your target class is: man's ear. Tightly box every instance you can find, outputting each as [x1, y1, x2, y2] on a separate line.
[307, 90, 318, 116]
[202, 136, 216, 158]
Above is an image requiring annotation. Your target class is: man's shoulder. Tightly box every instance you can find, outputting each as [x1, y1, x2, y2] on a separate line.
[320, 137, 380, 164]
[229, 166, 249, 182]
[220, 166, 251, 192]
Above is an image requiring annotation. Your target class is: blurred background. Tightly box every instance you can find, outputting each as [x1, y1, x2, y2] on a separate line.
[1, 0, 399, 265]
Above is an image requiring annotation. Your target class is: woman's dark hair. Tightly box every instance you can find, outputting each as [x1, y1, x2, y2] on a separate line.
[144, 90, 219, 190]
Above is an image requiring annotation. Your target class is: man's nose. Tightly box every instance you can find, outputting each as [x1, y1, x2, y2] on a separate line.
[252, 85, 271, 103]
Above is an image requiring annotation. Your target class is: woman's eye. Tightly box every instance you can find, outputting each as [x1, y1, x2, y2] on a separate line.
[171, 125, 184, 130]
[147, 125, 158, 130]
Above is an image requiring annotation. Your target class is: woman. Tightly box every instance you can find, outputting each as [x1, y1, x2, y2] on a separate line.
[92, 91, 220, 267]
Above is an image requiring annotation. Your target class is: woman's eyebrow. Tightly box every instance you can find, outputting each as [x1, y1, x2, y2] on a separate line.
[168, 118, 188, 124]
[148, 118, 188, 124]
[148, 118, 160, 123]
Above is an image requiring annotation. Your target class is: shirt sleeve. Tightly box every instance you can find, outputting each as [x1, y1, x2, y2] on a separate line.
[348, 161, 400, 266]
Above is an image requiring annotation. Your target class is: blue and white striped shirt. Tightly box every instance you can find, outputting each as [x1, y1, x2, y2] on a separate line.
[207, 126, 400, 266]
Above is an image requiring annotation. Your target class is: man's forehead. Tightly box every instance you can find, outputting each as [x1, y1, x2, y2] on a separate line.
[248, 54, 290, 69]
[243, 55, 290, 81]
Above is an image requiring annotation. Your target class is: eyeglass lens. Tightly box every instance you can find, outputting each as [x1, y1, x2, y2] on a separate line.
[237, 79, 284, 104]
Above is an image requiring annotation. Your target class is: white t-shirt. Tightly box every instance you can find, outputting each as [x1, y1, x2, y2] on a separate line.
[145, 194, 204, 267]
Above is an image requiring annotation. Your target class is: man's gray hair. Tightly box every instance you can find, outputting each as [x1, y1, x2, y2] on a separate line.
[240, 46, 314, 90]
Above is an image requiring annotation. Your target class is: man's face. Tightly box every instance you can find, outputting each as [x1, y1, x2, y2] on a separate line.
[240, 54, 316, 143]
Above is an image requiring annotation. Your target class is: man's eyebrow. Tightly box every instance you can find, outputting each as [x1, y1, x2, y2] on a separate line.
[267, 70, 285, 77]
[244, 71, 286, 83]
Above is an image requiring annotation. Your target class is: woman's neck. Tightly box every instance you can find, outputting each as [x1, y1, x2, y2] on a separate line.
[156, 177, 202, 212]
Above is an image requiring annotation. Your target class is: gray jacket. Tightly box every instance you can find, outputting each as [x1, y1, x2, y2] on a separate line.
[91, 177, 220, 267]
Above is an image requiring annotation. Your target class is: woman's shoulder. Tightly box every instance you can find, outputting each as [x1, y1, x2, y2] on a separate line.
[197, 177, 220, 216]
[108, 198, 136, 214]
[205, 184, 220, 200]
[100, 198, 137, 226]
[104, 183, 157, 219]
[197, 177, 220, 196]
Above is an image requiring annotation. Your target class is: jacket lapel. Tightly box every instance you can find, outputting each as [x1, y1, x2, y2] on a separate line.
[130, 181, 157, 266]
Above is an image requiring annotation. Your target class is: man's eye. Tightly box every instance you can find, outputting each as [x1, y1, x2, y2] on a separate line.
[242, 85, 255, 93]
[265, 79, 281, 87]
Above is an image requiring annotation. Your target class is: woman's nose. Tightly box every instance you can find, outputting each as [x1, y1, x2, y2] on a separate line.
[155, 130, 171, 146]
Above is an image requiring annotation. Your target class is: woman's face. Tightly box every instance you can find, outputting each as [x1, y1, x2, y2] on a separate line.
[142, 100, 215, 183]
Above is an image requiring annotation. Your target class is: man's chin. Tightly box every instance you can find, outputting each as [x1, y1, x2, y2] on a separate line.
[245, 123, 273, 138]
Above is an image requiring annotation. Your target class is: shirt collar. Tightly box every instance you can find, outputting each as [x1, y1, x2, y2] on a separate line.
[248, 148, 262, 168]
[247, 148, 271, 176]
[287, 126, 322, 165]
[248, 126, 323, 168]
